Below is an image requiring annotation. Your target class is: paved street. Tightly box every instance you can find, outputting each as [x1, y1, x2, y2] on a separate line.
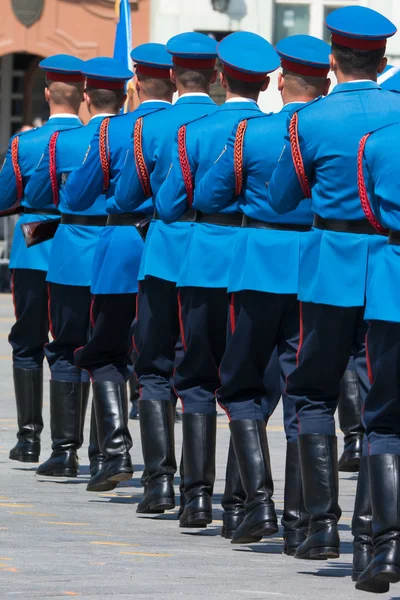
[0, 293, 398, 600]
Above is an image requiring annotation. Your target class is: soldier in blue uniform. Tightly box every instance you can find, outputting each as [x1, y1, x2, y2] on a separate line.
[355, 122, 400, 592]
[156, 31, 281, 536]
[65, 44, 175, 492]
[25, 57, 133, 481]
[265, 5, 400, 569]
[0, 55, 84, 464]
[114, 32, 218, 516]
[192, 35, 330, 549]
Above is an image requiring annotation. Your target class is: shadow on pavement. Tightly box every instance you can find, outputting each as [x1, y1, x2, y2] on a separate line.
[298, 561, 352, 578]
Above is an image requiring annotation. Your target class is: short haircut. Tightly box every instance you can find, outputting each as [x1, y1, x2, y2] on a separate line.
[46, 80, 84, 112]
[282, 68, 328, 97]
[174, 65, 215, 91]
[224, 73, 265, 97]
[85, 86, 125, 113]
[136, 72, 175, 100]
[331, 42, 386, 78]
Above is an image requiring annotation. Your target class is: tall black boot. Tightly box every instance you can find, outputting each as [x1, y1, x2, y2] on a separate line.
[136, 400, 176, 514]
[338, 369, 363, 472]
[88, 400, 105, 478]
[221, 437, 245, 539]
[178, 449, 185, 519]
[10, 367, 43, 463]
[295, 434, 341, 560]
[86, 381, 133, 492]
[282, 442, 309, 556]
[128, 374, 139, 420]
[352, 457, 389, 593]
[356, 455, 400, 592]
[180, 413, 216, 528]
[230, 420, 278, 544]
[36, 381, 88, 477]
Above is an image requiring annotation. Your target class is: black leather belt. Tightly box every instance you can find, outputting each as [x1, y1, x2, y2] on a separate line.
[388, 231, 400, 246]
[313, 214, 384, 236]
[242, 215, 311, 232]
[60, 214, 108, 226]
[24, 208, 60, 216]
[107, 213, 150, 226]
[154, 208, 198, 223]
[195, 212, 243, 226]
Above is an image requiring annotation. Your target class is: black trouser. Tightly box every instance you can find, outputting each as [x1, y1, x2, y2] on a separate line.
[46, 282, 91, 383]
[9, 269, 49, 369]
[74, 293, 136, 384]
[134, 277, 180, 401]
[287, 302, 368, 435]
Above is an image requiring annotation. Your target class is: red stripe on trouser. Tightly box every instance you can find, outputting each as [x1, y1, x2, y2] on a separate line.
[11, 270, 18, 320]
[217, 293, 237, 422]
[294, 301, 304, 433]
[89, 297, 96, 329]
[177, 290, 187, 351]
[365, 329, 374, 384]
[47, 283, 55, 340]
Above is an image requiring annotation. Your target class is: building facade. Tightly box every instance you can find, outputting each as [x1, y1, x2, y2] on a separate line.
[0, 0, 150, 153]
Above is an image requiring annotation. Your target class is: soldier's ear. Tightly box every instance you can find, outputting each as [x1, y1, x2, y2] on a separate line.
[44, 87, 50, 104]
[323, 78, 332, 97]
[277, 73, 284, 93]
[134, 75, 140, 95]
[260, 76, 270, 92]
[329, 53, 336, 74]
[378, 57, 388, 75]
[170, 69, 177, 85]
[211, 69, 218, 85]
[220, 71, 228, 90]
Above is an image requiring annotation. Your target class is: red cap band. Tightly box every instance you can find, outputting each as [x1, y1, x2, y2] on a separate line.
[86, 78, 127, 90]
[173, 56, 216, 69]
[281, 58, 330, 77]
[332, 33, 387, 50]
[46, 71, 85, 83]
[135, 64, 171, 79]
[223, 63, 268, 83]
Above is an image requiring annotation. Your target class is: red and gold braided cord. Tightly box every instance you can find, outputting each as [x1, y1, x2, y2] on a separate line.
[99, 117, 111, 191]
[11, 137, 23, 201]
[234, 120, 248, 196]
[49, 131, 60, 207]
[133, 118, 152, 198]
[177, 125, 194, 206]
[357, 134, 388, 236]
[289, 113, 311, 199]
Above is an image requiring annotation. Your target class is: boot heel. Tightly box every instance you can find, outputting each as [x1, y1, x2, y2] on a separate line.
[149, 498, 175, 512]
[309, 546, 340, 560]
[375, 564, 400, 584]
[108, 471, 133, 483]
[355, 579, 390, 593]
[14, 454, 40, 463]
[180, 511, 212, 528]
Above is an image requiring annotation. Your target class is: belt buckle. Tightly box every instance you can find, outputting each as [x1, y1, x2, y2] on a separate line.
[241, 214, 248, 228]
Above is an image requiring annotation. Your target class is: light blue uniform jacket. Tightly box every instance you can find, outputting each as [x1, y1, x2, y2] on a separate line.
[156, 100, 263, 289]
[63, 102, 169, 294]
[192, 102, 313, 293]
[25, 116, 108, 286]
[267, 81, 400, 308]
[114, 95, 217, 283]
[0, 116, 81, 271]
[362, 122, 400, 323]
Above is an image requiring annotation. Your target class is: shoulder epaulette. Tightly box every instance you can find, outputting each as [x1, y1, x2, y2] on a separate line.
[99, 117, 111, 192]
[233, 119, 248, 196]
[288, 111, 311, 199]
[357, 133, 388, 235]
[49, 131, 60, 207]
[133, 117, 152, 198]
[11, 136, 23, 201]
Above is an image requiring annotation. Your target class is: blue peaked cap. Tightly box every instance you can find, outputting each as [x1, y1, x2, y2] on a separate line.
[218, 31, 279, 79]
[326, 6, 396, 48]
[82, 57, 133, 84]
[276, 35, 331, 75]
[167, 32, 218, 64]
[39, 54, 85, 80]
[131, 43, 173, 70]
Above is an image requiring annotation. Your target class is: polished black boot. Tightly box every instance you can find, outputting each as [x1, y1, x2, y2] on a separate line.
[128, 374, 139, 420]
[180, 413, 216, 528]
[356, 455, 400, 592]
[282, 442, 309, 556]
[87, 382, 133, 492]
[178, 450, 185, 519]
[295, 434, 341, 560]
[338, 369, 363, 472]
[221, 438, 245, 539]
[36, 381, 89, 477]
[10, 367, 43, 463]
[352, 457, 389, 593]
[137, 400, 176, 513]
[230, 420, 278, 544]
[88, 401, 105, 478]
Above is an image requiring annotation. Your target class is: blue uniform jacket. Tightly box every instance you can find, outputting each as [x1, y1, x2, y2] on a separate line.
[62, 102, 169, 295]
[114, 95, 217, 283]
[193, 102, 313, 293]
[361, 122, 400, 323]
[0, 116, 81, 271]
[267, 81, 400, 308]
[156, 100, 262, 289]
[25, 116, 110, 287]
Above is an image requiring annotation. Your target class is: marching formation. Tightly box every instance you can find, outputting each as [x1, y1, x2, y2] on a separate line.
[2, 3, 400, 595]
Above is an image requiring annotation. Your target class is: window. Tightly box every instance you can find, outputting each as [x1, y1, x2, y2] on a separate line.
[274, 4, 310, 43]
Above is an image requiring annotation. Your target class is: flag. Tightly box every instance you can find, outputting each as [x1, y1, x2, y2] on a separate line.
[114, 0, 133, 111]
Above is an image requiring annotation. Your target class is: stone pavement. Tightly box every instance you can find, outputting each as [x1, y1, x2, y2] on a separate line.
[0, 293, 398, 600]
